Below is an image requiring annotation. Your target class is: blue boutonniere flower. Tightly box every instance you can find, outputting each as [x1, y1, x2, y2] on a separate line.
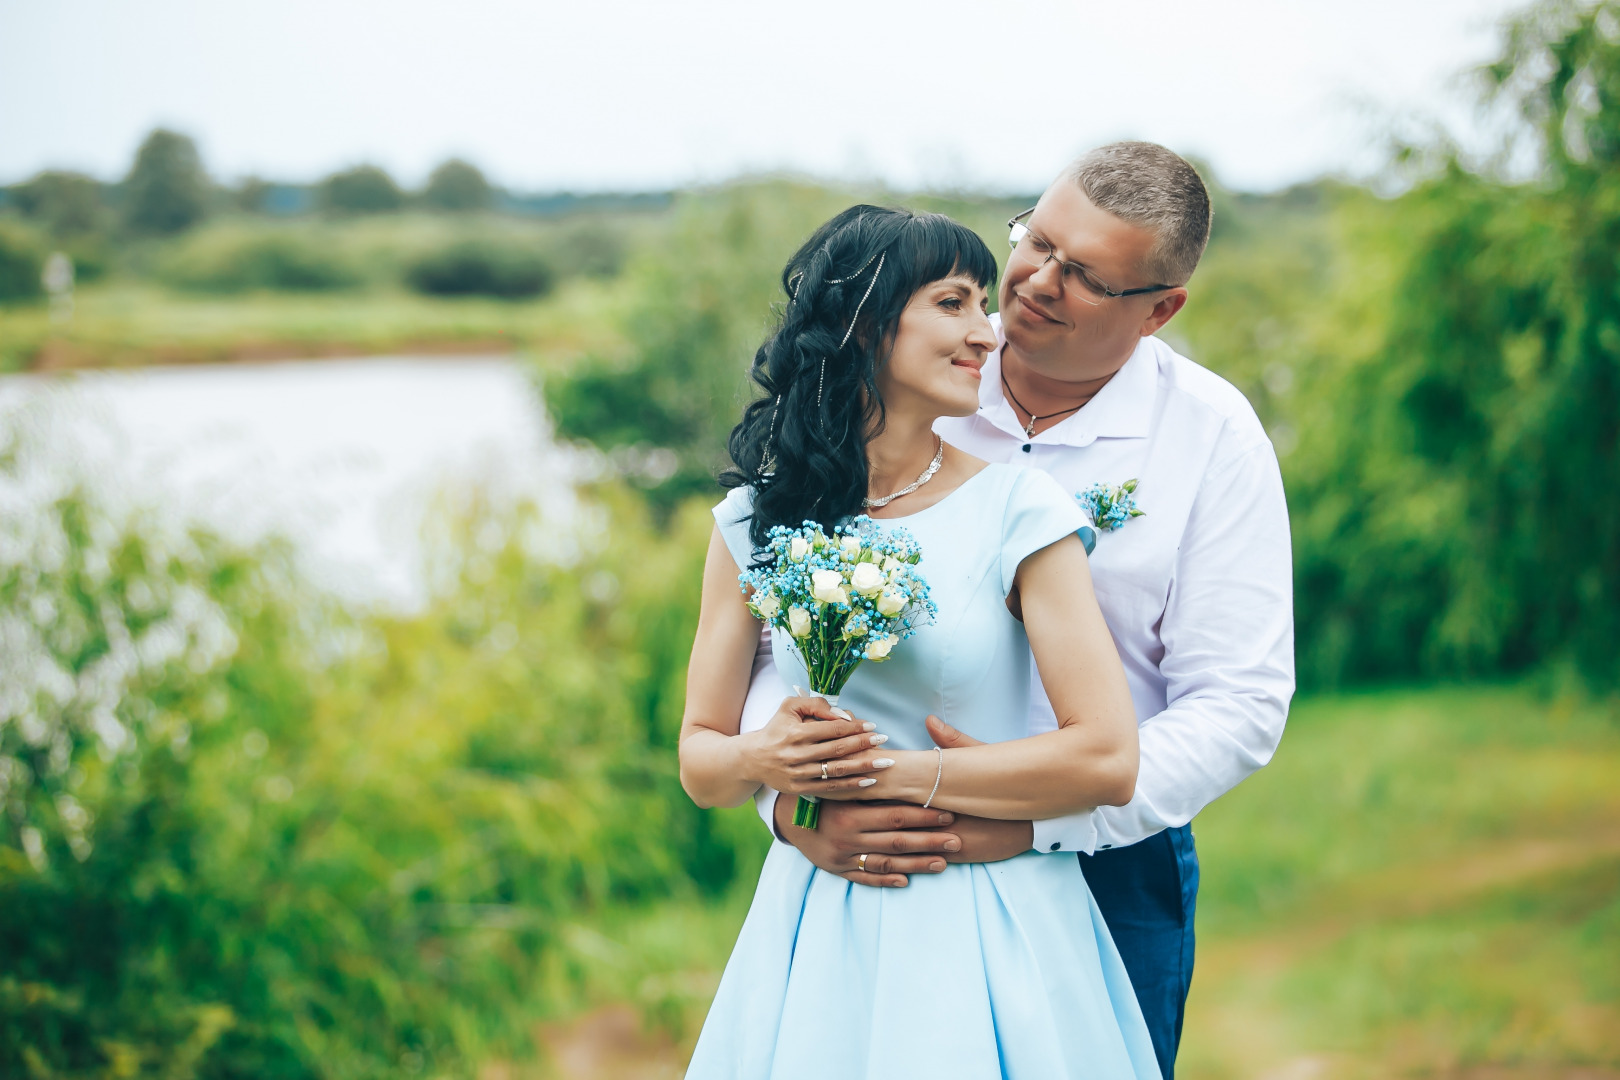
[1077, 479, 1145, 532]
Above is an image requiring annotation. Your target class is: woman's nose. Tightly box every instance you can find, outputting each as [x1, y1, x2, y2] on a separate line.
[965, 309, 997, 351]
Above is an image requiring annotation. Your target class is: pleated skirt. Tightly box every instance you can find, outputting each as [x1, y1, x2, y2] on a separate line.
[685, 842, 1162, 1080]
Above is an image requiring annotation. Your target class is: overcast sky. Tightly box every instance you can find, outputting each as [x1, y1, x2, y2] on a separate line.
[0, 0, 1529, 194]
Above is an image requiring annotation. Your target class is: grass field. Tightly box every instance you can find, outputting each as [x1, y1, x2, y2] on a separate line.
[533, 685, 1620, 1080]
[0, 277, 630, 374]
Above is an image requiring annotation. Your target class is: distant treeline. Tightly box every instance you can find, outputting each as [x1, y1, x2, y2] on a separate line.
[0, 130, 670, 233]
[0, 132, 671, 303]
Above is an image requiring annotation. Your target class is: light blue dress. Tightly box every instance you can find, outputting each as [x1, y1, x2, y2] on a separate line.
[689, 463, 1162, 1080]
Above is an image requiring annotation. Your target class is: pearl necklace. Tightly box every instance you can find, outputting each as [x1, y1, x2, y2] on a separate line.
[863, 435, 945, 508]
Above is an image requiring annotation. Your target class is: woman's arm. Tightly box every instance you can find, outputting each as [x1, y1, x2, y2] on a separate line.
[678, 527, 889, 809]
[820, 533, 1139, 819]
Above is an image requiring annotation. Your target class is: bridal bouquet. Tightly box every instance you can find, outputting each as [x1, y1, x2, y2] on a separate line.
[739, 517, 936, 828]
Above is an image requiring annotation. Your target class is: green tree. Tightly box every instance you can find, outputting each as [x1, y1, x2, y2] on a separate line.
[316, 164, 403, 214]
[122, 128, 209, 235]
[1285, 0, 1620, 688]
[422, 158, 493, 212]
[546, 181, 859, 505]
[0, 223, 44, 301]
[8, 170, 107, 237]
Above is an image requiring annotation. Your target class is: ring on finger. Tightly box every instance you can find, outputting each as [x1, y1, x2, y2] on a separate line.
[819, 761, 830, 781]
[857, 853, 870, 872]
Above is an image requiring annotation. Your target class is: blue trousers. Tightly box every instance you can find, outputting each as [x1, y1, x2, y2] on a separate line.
[1077, 824, 1199, 1080]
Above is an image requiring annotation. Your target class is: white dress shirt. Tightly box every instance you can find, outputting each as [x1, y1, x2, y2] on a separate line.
[737, 316, 1295, 854]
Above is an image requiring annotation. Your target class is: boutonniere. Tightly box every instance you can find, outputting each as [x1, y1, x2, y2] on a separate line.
[1077, 479, 1145, 532]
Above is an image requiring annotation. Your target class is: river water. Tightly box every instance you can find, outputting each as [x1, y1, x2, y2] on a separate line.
[0, 356, 583, 610]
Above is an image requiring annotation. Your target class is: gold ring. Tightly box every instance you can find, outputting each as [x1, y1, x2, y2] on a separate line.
[819, 762, 830, 781]
[857, 853, 869, 872]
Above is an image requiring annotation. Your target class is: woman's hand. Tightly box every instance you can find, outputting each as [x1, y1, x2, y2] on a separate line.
[741, 695, 893, 797]
[815, 747, 934, 802]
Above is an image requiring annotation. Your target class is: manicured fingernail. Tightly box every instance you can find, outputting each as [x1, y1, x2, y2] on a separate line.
[937, 812, 954, 824]
[930, 861, 946, 872]
[858, 778, 877, 787]
[869, 734, 888, 745]
[873, 758, 895, 768]
[944, 839, 960, 852]
[862, 722, 876, 732]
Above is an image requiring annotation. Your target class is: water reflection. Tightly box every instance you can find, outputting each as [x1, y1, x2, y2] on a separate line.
[0, 356, 581, 610]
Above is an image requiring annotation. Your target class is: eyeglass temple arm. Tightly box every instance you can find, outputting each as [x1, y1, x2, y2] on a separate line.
[1009, 208, 1176, 296]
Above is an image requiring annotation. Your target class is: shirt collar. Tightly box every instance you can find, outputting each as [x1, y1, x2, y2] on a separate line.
[977, 313, 1159, 448]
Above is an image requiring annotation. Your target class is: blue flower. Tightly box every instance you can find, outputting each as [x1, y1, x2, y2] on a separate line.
[1077, 479, 1145, 533]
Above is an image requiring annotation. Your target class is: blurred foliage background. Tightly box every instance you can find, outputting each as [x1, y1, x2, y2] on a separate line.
[1, 1, 1617, 1077]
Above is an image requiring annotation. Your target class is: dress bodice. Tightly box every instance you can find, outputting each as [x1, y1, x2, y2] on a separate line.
[714, 463, 1085, 751]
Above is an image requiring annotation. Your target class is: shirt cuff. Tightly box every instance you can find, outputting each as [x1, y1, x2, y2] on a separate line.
[1031, 810, 1102, 856]
[755, 786, 787, 842]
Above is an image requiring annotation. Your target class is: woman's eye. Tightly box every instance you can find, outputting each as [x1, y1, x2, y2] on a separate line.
[939, 296, 961, 310]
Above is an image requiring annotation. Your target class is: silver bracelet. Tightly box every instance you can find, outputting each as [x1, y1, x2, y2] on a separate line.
[922, 746, 944, 809]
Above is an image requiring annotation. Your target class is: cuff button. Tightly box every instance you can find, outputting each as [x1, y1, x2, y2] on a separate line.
[1049, 842, 1061, 852]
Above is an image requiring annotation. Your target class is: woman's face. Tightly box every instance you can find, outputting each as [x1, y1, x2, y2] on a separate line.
[876, 274, 997, 420]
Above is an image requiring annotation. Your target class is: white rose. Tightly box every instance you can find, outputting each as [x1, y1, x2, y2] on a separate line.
[876, 589, 906, 617]
[842, 620, 867, 638]
[753, 594, 781, 620]
[789, 536, 812, 561]
[810, 569, 848, 605]
[864, 634, 898, 660]
[881, 557, 902, 573]
[850, 562, 885, 596]
[788, 606, 812, 637]
[839, 535, 862, 558]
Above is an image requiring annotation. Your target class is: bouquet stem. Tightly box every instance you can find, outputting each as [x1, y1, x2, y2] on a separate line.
[792, 688, 848, 831]
[792, 795, 822, 830]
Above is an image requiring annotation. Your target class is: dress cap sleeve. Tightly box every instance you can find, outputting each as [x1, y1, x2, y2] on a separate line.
[999, 468, 1088, 596]
[712, 485, 761, 572]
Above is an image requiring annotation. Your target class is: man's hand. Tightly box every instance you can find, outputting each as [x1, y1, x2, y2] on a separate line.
[775, 796, 960, 889]
[925, 715, 1036, 864]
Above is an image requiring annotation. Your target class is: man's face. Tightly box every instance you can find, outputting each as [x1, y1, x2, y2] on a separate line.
[997, 181, 1183, 381]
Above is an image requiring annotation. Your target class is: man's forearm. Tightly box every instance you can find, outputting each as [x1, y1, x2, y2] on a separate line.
[1032, 683, 1290, 853]
[942, 815, 1033, 863]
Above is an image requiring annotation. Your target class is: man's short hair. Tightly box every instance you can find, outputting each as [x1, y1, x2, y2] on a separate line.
[1065, 142, 1211, 287]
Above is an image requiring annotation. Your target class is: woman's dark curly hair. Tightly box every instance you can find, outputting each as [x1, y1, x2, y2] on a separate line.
[721, 205, 997, 550]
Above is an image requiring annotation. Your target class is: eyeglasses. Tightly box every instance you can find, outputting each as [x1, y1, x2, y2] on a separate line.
[1006, 208, 1175, 306]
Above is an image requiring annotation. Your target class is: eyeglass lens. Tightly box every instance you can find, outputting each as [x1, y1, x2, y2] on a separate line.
[1008, 223, 1106, 304]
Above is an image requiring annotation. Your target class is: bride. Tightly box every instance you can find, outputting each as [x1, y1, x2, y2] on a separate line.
[678, 205, 1160, 1079]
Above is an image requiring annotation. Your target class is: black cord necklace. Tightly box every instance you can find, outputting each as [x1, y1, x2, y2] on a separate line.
[1000, 367, 1085, 439]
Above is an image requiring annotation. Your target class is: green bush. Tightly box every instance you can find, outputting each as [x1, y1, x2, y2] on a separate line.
[0, 222, 44, 302]
[404, 239, 554, 299]
[542, 218, 631, 279]
[0, 405, 753, 1078]
[317, 166, 404, 215]
[159, 230, 361, 293]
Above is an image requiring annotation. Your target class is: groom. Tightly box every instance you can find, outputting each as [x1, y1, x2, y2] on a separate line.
[737, 141, 1294, 1079]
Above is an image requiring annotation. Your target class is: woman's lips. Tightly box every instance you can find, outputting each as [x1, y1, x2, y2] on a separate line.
[952, 359, 983, 380]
